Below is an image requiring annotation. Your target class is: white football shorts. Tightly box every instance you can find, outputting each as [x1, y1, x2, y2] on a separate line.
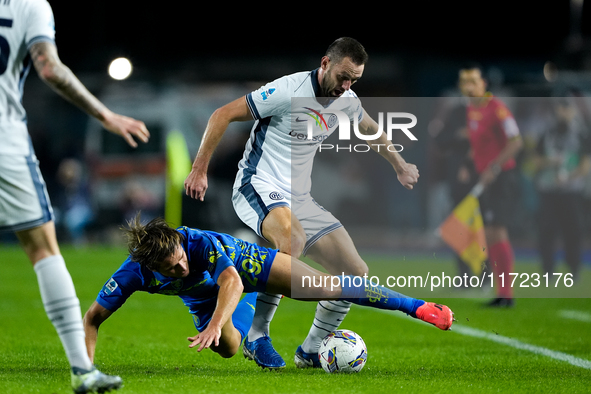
[232, 175, 342, 255]
[0, 153, 54, 233]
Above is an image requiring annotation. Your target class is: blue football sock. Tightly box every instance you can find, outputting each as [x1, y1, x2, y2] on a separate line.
[232, 293, 257, 342]
[338, 275, 425, 317]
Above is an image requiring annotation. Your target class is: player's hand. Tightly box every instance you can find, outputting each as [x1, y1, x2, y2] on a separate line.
[187, 325, 221, 352]
[101, 110, 150, 148]
[396, 162, 419, 190]
[184, 169, 208, 201]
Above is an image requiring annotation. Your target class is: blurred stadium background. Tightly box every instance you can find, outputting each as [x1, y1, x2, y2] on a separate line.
[5, 0, 591, 270]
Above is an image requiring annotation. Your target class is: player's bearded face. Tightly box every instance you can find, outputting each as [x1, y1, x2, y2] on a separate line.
[320, 57, 364, 97]
[321, 68, 342, 97]
[156, 245, 190, 278]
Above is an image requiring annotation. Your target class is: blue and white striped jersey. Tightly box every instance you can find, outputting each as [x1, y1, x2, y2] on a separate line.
[234, 68, 363, 198]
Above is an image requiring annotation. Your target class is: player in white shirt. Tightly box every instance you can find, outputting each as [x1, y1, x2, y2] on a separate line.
[184, 38, 421, 369]
[0, 0, 149, 392]
[233, 70, 364, 246]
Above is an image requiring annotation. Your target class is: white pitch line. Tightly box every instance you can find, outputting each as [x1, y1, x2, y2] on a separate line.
[451, 324, 591, 370]
[558, 310, 591, 323]
[373, 308, 591, 370]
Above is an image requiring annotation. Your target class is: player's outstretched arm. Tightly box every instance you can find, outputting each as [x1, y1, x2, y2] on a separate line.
[82, 301, 114, 363]
[187, 266, 244, 352]
[29, 41, 150, 148]
[185, 97, 253, 201]
[357, 110, 419, 190]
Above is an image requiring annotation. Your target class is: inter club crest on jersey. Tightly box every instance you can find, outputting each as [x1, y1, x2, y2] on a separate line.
[269, 191, 284, 200]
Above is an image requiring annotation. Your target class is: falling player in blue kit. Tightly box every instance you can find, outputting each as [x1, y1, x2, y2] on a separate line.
[83, 214, 454, 366]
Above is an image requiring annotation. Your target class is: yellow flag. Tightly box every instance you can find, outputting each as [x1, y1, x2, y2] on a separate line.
[438, 183, 487, 275]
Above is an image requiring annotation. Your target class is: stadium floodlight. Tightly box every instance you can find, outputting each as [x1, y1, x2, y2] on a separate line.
[108, 57, 133, 80]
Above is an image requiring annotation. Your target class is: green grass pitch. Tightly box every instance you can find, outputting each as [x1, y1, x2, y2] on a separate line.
[1, 245, 590, 393]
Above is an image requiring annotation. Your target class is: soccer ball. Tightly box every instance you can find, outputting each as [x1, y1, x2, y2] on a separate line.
[318, 329, 368, 373]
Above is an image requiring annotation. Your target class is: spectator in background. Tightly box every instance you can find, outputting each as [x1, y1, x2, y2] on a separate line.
[533, 98, 591, 282]
[458, 64, 523, 307]
[119, 181, 160, 224]
[54, 158, 94, 245]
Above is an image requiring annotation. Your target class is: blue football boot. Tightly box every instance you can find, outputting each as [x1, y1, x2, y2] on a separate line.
[243, 334, 286, 370]
[294, 345, 321, 368]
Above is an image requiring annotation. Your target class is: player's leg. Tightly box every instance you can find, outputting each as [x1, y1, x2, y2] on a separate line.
[210, 293, 257, 358]
[263, 250, 454, 367]
[188, 293, 256, 358]
[294, 226, 367, 366]
[485, 225, 515, 305]
[249, 206, 307, 337]
[262, 206, 307, 257]
[287, 196, 367, 367]
[17, 222, 122, 392]
[232, 183, 293, 369]
[305, 226, 368, 276]
[3, 152, 121, 393]
[250, 206, 307, 337]
[480, 170, 517, 307]
[17, 214, 95, 368]
[264, 253, 454, 329]
[210, 320, 244, 358]
[241, 204, 307, 369]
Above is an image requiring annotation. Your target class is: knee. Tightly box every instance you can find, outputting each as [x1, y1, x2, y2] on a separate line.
[216, 349, 237, 359]
[211, 342, 240, 359]
[349, 262, 369, 277]
[262, 208, 308, 257]
[29, 251, 60, 266]
[288, 232, 306, 258]
[16, 222, 61, 264]
[337, 260, 368, 277]
[320, 283, 341, 300]
[268, 225, 306, 258]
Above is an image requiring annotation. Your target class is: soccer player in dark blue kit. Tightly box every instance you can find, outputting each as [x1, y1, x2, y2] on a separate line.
[83, 214, 455, 365]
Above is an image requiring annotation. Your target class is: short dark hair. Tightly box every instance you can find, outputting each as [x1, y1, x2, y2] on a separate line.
[122, 213, 184, 271]
[459, 62, 484, 74]
[325, 37, 368, 66]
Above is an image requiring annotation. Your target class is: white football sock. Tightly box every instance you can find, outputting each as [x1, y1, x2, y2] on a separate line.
[247, 292, 282, 340]
[34, 255, 93, 371]
[301, 300, 351, 354]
